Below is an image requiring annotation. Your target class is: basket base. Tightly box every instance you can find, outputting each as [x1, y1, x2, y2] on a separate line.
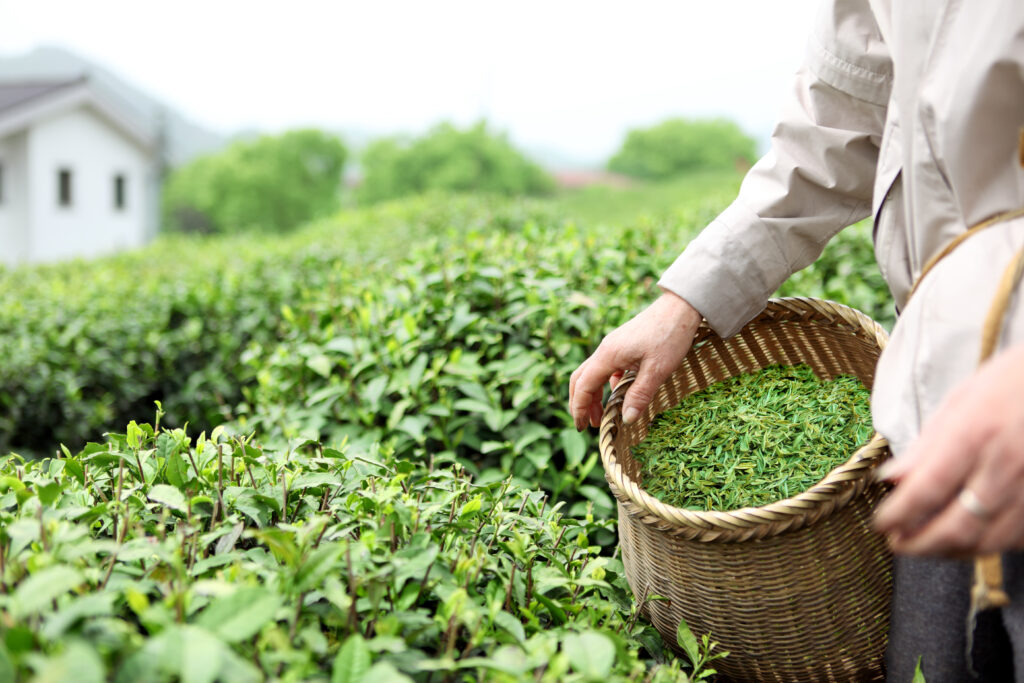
[619, 492, 891, 682]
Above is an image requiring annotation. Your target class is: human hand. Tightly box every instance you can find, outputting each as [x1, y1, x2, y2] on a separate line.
[874, 344, 1024, 557]
[568, 290, 703, 431]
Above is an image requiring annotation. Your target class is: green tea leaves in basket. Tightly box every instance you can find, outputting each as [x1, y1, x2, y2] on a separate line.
[632, 364, 873, 511]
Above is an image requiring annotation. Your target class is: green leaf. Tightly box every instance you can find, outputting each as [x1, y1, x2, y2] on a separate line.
[225, 488, 271, 528]
[296, 545, 345, 592]
[307, 354, 332, 378]
[41, 592, 118, 641]
[452, 398, 493, 415]
[563, 631, 615, 679]
[149, 484, 188, 513]
[0, 476, 25, 493]
[493, 610, 526, 644]
[63, 458, 85, 485]
[331, 634, 372, 683]
[165, 450, 189, 489]
[33, 640, 104, 683]
[912, 656, 927, 683]
[12, 566, 82, 619]
[4, 626, 33, 655]
[195, 586, 281, 643]
[459, 495, 482, 518]
[363, 375, 389, 409]
[457, 381, 490, 404]
[37, 480, 62, 506]
[325, 336, 356, 354]
[254, 528, 299, 566]
[0, 641, 13, 683]
[181, 626, 223, 683]
[513, 423, 550, 454]
[676, 617, 700, 666]
[396, 415, 429, 442]
[393, 545, 439, 594]
[360, 661, 413, 683]
[534, 593, 566, 625]
[559, 428, 587, 469]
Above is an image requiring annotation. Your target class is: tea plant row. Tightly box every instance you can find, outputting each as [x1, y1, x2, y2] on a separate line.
[0, 421, 717, 681]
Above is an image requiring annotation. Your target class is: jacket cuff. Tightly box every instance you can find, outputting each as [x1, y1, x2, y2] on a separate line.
[658, 202, 788, 338]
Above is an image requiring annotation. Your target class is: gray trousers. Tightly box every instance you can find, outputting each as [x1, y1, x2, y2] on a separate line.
[886, 552, 1024, 682]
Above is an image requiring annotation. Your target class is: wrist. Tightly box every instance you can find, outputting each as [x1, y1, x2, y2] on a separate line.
[655, 288, 703, 328]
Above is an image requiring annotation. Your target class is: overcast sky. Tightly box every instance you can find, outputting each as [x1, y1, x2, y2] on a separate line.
[0, 0, 817, 166]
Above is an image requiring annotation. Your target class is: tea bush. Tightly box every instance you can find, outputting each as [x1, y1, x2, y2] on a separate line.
[0, 196, 560, 457]
[234, 219, 674, 514]
[0, 188, 889, 489]
[233, 215, 891, 514]
[0, 178, 891, 681]
[0, 421, 715, 682]
[0, 240, 296, 455]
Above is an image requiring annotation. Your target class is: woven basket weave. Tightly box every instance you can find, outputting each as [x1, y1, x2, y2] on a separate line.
[599, 298, 893, 682]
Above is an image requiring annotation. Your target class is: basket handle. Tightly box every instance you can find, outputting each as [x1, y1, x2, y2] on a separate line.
[967, 246, 1024, 612]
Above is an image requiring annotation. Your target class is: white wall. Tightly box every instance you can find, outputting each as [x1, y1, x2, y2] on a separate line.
[26, 105, 152, 264]
[0, 132, 29, 266]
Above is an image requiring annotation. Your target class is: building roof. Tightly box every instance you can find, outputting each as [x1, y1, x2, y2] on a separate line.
[0, 75, 156, 151]
[0, 79, 84, 114]
[0, 46, 222, 166]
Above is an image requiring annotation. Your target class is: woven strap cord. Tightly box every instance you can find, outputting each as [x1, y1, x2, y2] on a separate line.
[971, 246, 1024, 612]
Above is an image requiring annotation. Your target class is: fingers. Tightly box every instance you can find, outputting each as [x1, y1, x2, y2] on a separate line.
[621, 362, 667, 425]
[874, 447, 975, 537]
[874, 390, 984, 536]
[874, 348, 1024, 556]
[890, 484, 1024, 557]
[567, 292, 703, 431]
[568, 350, 619, 431]
[588, 399, 603, 430]
[887, 490, 987, 556]
[885, 431, 1024, 556]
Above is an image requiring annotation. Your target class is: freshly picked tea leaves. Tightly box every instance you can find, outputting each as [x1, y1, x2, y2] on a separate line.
[632, 364, 873, 511]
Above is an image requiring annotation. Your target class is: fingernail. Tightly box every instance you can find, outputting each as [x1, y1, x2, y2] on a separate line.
[622, 406, 639, 424]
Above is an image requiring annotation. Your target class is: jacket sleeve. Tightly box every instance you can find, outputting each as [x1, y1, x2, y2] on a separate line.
[658, 0, 893, 337]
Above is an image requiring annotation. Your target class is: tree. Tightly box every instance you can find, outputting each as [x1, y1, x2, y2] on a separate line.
[358, 122, 554, 204]
[162, 129, 348, 234]
[608, 118, 756, 180]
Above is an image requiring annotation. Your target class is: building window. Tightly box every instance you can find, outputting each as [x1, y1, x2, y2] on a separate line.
[113, 173, 126, 210]
[58, 168, 73, 207]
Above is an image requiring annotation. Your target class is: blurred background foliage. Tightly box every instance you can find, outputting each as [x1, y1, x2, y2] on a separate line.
[608, 118, 757, 179]
[357, 121, 555, 204]
[161, 128, 348, 234]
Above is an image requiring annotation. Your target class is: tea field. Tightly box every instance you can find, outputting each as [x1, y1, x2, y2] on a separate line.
[0, 175, 891, 681]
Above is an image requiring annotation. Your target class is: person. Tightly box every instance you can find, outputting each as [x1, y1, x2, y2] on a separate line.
[567, 1, 1024, 680]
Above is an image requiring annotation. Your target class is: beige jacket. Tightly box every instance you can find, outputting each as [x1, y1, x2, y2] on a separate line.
[658, 0, 1024, 456]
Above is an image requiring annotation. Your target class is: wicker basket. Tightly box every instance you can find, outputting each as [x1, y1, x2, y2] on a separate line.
[599, 298, 893, 682]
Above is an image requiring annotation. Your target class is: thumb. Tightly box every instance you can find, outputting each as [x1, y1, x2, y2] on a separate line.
[621, 364, 663, 425]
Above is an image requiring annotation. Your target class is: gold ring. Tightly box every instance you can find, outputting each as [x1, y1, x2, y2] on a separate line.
[958, 488, 992, 520]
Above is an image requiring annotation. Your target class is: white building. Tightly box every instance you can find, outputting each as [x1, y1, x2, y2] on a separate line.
[0, 77, 157, 265]
[0, 47, 222, 267]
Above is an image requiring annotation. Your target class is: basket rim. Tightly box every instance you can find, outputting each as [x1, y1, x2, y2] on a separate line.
[598, 296, 892, 542]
